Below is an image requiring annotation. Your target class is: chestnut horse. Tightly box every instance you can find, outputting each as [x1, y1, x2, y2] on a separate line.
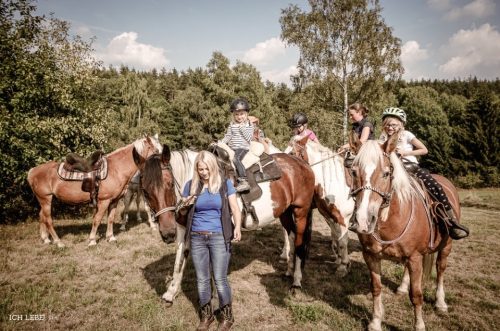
[141, 146, 316, 305]
[286, 135, 354, 276]
[349, 135, 457, 331]
[27, 136, 162, 247]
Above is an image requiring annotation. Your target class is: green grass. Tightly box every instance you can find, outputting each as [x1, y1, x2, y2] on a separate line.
[459, 187, 500, 210]
[1, 194, 499, 330]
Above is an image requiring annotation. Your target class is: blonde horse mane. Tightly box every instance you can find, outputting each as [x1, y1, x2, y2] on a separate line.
[354, 140, 414, 204]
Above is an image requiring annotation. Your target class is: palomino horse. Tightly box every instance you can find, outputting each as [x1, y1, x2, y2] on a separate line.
[141, 145, 316, 305]
[120, 170, 156, 231]
[349, 134, 457, 331]
[286, 135, 354, 276]
[27, 136, 162, 247]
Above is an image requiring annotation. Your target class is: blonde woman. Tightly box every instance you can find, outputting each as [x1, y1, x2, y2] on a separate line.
[181, 151, 242, 330]
[380, 107, 469, 240]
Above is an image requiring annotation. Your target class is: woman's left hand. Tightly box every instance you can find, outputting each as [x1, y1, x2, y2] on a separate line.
[233, 225, 241, 242]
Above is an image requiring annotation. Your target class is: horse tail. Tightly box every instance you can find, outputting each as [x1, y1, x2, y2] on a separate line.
[422, 252, 435, 283]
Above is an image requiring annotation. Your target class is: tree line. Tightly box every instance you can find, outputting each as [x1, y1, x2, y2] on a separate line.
[1, 0, 498, 222]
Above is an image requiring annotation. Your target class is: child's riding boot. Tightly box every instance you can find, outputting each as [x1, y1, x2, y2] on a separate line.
[217, 304, 234, 330]
[235, 178, 250, 192]
[197, 303, 214, 331]
[445, 208, 469, 240]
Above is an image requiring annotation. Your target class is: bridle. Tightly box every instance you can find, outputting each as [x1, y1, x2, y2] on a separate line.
[349, 152, 393, 211]
[141, 157, 177, 218]
[349, 151, 420, 245]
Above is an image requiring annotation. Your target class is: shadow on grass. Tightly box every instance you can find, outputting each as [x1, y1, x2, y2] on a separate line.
[141, 221, 403, 329]
[141, 246, 199, 309]
[46, 205, 148, 241]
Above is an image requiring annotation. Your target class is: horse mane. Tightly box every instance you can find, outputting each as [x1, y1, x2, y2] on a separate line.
[142, 155, 164, 192]
[354, 140, 414, 204]
[169, 149, 197, 199]
[305, 140, 330, 153]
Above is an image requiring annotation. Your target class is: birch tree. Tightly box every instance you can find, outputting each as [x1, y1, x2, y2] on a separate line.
[280, 0, 403, 142]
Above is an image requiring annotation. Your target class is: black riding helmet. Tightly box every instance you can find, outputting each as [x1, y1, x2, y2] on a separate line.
[289, 112, 308, 128]
[230, 98, 250, 112]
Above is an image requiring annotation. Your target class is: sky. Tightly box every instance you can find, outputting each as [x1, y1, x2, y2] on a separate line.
[35, 0, 500, 85]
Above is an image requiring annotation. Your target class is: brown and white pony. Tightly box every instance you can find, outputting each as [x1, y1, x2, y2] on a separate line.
[141, 145, 316, 305]
[349, 134, 457, 331]
[27, 136, 162, 247]
[286, 135, 354, 276]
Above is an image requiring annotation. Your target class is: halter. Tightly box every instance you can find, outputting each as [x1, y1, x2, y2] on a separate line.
[349, 152, 393, 209]
[142, 160, 177, 219]
[349, 185, 393, 209]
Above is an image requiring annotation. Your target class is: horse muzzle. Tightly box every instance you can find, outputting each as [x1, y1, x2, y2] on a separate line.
[159, 230, 176, 244]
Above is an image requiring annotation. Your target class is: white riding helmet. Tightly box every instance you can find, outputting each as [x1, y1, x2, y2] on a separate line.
[382, 107, 407, 123]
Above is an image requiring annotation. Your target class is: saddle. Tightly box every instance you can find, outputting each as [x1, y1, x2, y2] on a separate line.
[65, 150, 104, 172]
[59, 150, 106, 206]
[403, 163, 451, 248]
[210, 142, 282, 229]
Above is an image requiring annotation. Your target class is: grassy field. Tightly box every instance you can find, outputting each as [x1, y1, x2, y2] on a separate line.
[1, 188, 499, 330]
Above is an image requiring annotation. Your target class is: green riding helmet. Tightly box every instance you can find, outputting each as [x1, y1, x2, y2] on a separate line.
[382, 107, 407, 123]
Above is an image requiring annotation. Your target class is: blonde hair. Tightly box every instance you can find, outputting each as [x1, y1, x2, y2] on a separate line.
[190, 151, 222, 195]
[382, 116, 405, 134]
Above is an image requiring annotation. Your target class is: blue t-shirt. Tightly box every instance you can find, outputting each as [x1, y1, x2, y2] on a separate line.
[182, 179, 236, 233]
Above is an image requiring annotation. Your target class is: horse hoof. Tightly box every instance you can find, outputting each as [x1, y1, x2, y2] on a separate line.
[88, 240, 97, 246]
[150, 224, 158, 230]
[435, 305, 448, 313]
[120, 225, 126, 231]
[42, 238, 51, 245]
[288, 285, 302, 296]
[368, 321, 382, 331]
[162, 292, 174, 306]
[335, 265, 349, 278]
[162, 301, 173, 308]
[396, 289, 408, 296]
[56, 242, 65, 248]
[108, 236, 117, 242]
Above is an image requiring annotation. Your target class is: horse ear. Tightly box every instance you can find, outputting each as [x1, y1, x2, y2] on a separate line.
[154, 133, 159, 140]
[298, 134, 309, 146]
[383, 132, 399, 154]
[133, 147, 145, 167]
[161, 144, 171, 164]
[349, 131, 362, 153]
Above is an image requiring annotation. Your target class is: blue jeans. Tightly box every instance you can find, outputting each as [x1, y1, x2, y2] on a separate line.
[233, 149, 248, 178]
[190, 232, 232, 307]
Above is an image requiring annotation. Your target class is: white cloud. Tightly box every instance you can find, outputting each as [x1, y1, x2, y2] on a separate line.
[401, 41, 429, 64]
[444, 0, 496, 21]
[74, 25, 92, 38]
[97, 32, 169, 70]
[261, 66, 298, 85]
[439, 23, 500, 78]
[400, 41, 430, 80]
[427, 0, 451, 11]
[242, 37, 286, 66]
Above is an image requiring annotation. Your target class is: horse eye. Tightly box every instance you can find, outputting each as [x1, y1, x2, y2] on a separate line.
[383, 171, 390, 178]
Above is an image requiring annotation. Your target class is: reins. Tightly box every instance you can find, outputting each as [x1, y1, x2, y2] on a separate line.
[350, 151, 417, 245]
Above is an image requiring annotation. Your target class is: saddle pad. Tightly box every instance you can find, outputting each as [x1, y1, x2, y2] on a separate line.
[57, 157, 108, 181]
